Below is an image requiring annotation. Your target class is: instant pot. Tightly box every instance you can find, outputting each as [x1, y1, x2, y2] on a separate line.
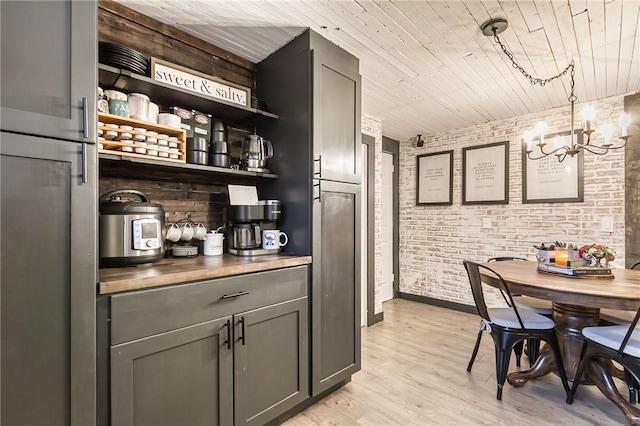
[99, 189, 165, 267]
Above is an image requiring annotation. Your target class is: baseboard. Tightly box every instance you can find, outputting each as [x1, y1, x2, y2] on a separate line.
[398, 292, 477, 315]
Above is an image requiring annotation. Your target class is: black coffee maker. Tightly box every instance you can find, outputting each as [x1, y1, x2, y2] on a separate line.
[227, 200, 281, 256]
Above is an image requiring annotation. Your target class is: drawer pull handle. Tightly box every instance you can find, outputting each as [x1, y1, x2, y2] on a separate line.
[223, 319, 231, 350]
[238, 317, 246, 346]
[313, 155, 322, 177]
[221, 290, 250, 299]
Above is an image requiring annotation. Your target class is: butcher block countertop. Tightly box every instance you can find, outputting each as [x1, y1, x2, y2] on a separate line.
[99, 254, 312, 294]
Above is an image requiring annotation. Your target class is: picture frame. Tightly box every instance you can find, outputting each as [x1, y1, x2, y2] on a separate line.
[416, 150, 453, 205]
[522, 129, 584, 203]
[462, 141, 509, 205]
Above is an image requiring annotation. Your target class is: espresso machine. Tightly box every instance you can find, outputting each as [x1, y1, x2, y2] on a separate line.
[227, 200, 282, 256]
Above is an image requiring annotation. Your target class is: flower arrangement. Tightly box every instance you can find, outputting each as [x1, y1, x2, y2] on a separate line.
[578, 244, 616, 262]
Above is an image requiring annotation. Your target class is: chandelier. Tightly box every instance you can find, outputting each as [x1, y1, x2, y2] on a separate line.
[481, 18, 631, 163]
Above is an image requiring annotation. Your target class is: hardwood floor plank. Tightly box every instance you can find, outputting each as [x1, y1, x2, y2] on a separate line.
[285, 299, 627, 425]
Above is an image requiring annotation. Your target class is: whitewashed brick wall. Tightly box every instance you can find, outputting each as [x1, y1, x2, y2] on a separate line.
[362, 114, 384, 314]
[398, 93, 629, 307]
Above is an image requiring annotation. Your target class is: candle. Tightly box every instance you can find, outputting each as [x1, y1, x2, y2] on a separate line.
[523, 130, 533, 151]
[555, 249, 569, 266]
[619, 112, 630, 137]
[582, 105, 596, 132]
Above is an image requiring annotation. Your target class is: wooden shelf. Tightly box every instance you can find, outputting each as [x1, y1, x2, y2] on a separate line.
[98, 64, 279, 124]
[99, 153, 279, 179]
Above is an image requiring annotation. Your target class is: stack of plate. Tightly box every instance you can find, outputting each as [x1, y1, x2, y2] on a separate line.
[99, 42, 149, 76]
[171, 246, 198, 257]
[251, 96, 267, 111]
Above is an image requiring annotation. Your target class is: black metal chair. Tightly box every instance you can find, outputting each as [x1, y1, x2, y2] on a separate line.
[567, 307, 640, 405]
[463, 260, 570, 400]
[485, 257, 552, 367]
[598, 259, 640, 404]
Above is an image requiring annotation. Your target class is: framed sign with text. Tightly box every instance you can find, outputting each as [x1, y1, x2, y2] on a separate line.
[462, 141, 509, 205]
[522, 130, 584, 203]
[416, 150, 453, 205]
[150, 58, 250, 107]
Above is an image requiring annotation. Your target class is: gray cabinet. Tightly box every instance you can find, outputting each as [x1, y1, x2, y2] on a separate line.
[0, 132, 97, 426]
[257, 29, 362, 397]
[234, 297, 309, 426]
[110, 317, 234, 426]
[312, 38, 362, 184]
[312, 181, 361, 394]
[105, 266, 309, 425]
[0, 0, 97, 142]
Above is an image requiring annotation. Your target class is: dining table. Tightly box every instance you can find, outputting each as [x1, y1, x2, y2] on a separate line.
[479, 260, 640, 425]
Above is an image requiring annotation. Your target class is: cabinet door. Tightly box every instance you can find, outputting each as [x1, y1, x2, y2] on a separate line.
[0, 0, 96, 142]
[234, 297, 309, 426]
[312, 48, 361, 184]
[311, 181, 361, 395]
[0, 133, 97, 426]
[111, 317, 234, 426]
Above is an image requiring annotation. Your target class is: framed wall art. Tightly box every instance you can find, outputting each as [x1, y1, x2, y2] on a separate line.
[522, 129, 584, 203]
[462, 141, 509, 205]
[416, 150, 453, 205]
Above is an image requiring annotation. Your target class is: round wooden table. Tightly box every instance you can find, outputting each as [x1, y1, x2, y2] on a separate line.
[479, 260, 640, 425]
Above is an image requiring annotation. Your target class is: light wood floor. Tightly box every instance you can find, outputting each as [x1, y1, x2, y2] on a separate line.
[285, 299, 627, 425]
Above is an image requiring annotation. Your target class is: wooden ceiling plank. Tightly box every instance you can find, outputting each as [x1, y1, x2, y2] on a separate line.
[604, 0, 623, 98]
[617, 0, 640, 93]
[587, 1, 607, 100]
[569, 3, 598, 101]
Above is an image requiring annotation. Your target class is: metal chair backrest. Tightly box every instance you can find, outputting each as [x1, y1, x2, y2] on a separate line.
[619, 307, 640, 356]
[630, 260, 640, 270]
[463, 260, 527, 330]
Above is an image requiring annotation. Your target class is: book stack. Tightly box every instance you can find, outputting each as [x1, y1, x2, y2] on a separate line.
[537, 263, 614, 278]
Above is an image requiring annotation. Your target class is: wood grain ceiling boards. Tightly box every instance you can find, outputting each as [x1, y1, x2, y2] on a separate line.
[116, 0, 640, 142]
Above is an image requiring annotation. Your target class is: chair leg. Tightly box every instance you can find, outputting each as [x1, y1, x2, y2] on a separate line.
[467, 324, 484, 372]
[548, 333, 570, 396]
[567, 342, 590, 404]
[514, 341, 523, 368]
[624, 368, 638, 405]
[526, 338, 540, 368]
[493, 331, 517, 401]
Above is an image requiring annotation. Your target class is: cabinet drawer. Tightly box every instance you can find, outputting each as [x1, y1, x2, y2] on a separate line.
[111, 266, 308, 344]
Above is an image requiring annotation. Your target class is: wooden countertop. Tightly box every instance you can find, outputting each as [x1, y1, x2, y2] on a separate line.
[99, 254, 312, 294]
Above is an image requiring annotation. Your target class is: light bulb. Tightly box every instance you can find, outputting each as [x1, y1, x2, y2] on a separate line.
[535, 122, 547, 145]
[523, 130, 533, 151]
[582, 105, 596, 132]
[600, 123, 614, 146]
[619, 112, 630, 137]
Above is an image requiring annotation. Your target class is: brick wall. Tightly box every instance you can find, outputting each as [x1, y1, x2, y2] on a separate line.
[362, 114, 384, 314]
[398, 93, 629, 307]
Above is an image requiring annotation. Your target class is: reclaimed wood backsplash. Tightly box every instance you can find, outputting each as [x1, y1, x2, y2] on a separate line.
[99, 175, 227, 230]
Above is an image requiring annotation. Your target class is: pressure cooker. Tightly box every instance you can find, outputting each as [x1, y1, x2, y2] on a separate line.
[99, 189, 165, 267]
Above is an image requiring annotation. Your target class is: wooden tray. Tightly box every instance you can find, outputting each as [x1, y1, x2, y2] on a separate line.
[98, 113, 186, 163]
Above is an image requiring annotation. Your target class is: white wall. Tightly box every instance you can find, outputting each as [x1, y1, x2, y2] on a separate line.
[398, 93, 629, 307]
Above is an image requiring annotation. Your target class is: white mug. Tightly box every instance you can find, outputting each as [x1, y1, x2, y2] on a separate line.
[262, 229, 288, 250]
[193, 223, 207, 240]
[204, 227, 225, 256]
[180, 222, 194, 241]
[165, 223, 181, 242]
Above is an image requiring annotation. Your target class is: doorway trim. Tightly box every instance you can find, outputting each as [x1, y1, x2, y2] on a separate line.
[382, 136, 399, 298]
[362, 134, 382, 326]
